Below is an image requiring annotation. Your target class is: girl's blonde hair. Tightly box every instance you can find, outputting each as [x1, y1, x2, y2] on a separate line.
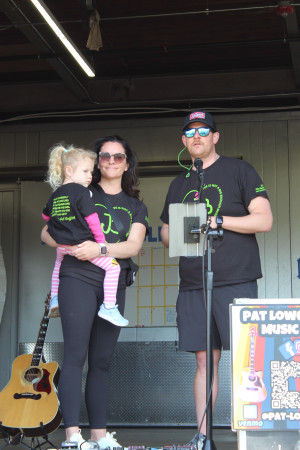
[47, 144, 97, 190]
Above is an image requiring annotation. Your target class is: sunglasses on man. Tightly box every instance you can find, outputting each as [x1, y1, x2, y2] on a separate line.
[184, 127, 211, 138]
[99, 152, 127, 163]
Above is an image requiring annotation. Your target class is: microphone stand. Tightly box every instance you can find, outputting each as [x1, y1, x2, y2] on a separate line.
[193, 160, 222, 450]
[203, 228, 219, 450]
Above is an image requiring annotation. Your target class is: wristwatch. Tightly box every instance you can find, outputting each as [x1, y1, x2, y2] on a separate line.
[99, 243, 107, 255]
[216, 216, 223, 227]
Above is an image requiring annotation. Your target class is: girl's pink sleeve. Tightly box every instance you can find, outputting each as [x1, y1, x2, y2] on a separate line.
[85, 212, 105, 243]
[42, 213, 50, 222]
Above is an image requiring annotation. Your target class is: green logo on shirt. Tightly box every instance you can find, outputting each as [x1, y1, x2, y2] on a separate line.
[255, 184, 266, 193]
[182, 184, 223, 216]
[51, 195, 76, 222]
[95, 203, 132, 241]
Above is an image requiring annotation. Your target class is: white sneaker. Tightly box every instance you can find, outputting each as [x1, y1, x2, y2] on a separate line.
[49, 295, 60, 318]
[97, 431, 125, 449]
[98, 304, 129, 327]
[61, 429, 91, 450]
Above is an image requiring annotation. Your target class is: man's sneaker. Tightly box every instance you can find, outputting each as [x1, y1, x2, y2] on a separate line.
[49, 295, 60, 318]
[98, 304, 129, 327]
[97, 431, 124, 449]
[187, 432, 206, 450]
[61, 429, 91, 450]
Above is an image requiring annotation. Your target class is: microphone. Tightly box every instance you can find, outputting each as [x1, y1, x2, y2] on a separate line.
[194, 158, 204, 202]
[194, 158, 203, 175]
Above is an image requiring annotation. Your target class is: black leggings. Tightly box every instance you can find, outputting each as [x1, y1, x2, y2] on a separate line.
[57, 276, 125, 429]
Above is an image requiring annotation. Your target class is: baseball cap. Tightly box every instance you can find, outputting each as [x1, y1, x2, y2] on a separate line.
[183, 111, 217, 132]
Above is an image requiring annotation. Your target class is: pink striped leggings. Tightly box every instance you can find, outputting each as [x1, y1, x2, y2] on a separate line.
[51, 246, 120, 306]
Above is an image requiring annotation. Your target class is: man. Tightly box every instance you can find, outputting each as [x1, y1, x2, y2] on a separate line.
[160, 111, 273, 449]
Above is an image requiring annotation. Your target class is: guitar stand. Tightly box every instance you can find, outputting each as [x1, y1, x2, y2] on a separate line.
[0, 422, 58, 450]
[30, 422, 57, 450]
[0, 424, 13, 449]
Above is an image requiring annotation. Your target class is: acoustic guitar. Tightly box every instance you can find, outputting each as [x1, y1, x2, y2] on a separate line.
[0, 293, 62, 437]
[238, 326, 267, 403]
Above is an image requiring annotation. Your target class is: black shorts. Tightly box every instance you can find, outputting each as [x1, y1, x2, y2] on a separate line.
[176, 281, 258, 352]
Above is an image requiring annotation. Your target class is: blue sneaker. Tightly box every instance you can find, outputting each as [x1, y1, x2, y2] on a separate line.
[98, 304, 129, 327]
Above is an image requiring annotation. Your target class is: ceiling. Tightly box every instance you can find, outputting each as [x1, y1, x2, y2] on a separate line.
[1, 0, 300, 124]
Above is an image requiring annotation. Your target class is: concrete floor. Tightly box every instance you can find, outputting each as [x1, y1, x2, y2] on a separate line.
[0, 427, 237, 450]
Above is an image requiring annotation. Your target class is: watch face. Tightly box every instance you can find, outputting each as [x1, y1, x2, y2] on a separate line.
[101, 245, 107, 255]
[216, 216, 223, 225]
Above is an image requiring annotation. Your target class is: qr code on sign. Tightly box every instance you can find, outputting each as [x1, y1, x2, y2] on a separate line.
[271, 360, 300, 409]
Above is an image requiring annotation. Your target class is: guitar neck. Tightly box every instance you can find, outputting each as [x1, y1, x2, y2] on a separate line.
[249, 333, 256, 378]
[31, 295, 50, 367]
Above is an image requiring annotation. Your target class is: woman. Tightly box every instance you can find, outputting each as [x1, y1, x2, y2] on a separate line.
[41, 135, 149, 449]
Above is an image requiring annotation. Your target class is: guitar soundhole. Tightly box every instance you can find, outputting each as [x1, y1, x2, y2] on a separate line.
[24, 367, 43, 384]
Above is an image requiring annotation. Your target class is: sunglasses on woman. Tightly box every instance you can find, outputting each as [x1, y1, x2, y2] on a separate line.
[99, 152, 127, 163]
[184, 127, 211, 138]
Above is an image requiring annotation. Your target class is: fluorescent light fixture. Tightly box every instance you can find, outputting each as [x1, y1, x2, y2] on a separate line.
[30, 0, 95, 77]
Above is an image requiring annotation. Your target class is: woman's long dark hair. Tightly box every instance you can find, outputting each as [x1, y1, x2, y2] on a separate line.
[92, 135, 140, 198]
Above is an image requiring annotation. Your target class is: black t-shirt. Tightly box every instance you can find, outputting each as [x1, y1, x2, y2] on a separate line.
[59, 185, 149, 289]
[160, 155, 269, 290]
[43, 183, 97, 245]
